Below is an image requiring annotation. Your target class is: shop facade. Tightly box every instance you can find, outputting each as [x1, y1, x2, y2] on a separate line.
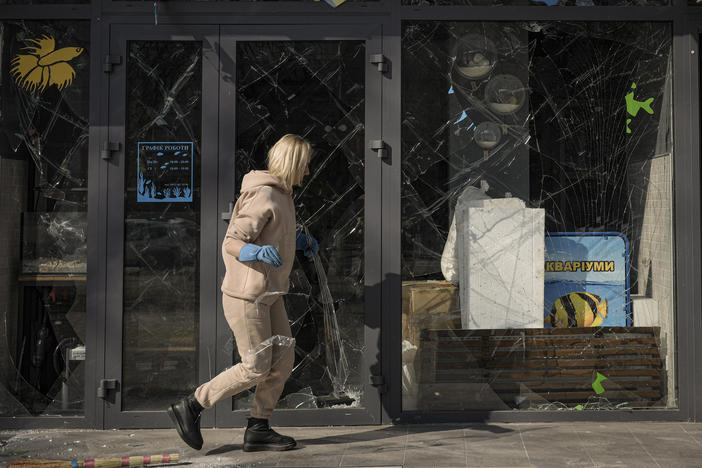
[0, 0, 701, 429]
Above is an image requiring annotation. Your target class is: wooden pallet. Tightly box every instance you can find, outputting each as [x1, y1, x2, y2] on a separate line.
[417, 327, 665, 410]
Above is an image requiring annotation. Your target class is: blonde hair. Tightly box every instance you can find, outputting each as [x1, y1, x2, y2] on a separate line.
[267, 134, 312, 192]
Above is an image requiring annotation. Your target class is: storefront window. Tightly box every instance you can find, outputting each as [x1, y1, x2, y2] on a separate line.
[0, 20, 90, 416]
[114, 0, 376, 3]
[0, 1, 89, 4]
[401, 22, 674, 411]
[403, 0, 667, 5]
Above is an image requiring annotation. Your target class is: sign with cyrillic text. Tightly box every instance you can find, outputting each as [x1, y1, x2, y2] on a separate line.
[137, 142, 193, 203]
[544, 233, 630, 327]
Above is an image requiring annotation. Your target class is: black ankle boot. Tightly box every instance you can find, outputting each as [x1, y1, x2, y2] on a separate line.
[167, 394, 204, 450]
[243, 417, 297, 452]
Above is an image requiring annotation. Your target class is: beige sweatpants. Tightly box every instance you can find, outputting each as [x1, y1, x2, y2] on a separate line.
[194, 294, 295, 419]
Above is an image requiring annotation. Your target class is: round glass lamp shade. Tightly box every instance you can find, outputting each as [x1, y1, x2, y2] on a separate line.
[454, 34, 498, 80]
[484, 74, 526, 115]
[474, 122, 502, 150]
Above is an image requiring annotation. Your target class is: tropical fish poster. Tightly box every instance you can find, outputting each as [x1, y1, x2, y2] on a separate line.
[137, 142, 194, 203]
[544, 233, 631, 328]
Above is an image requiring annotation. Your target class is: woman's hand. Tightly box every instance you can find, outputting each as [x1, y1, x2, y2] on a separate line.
[238, 243, 283, 267]
[295, 232, 319, 259]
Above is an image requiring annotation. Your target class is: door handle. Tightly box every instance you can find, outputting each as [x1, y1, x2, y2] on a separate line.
[221, 201, 234, 221]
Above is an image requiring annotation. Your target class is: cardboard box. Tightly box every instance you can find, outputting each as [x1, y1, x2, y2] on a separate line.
[401, 280, 461, 410]
[402, 280, 461, 346]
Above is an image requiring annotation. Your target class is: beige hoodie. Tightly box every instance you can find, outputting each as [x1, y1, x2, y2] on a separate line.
[221, 170, 296, 303]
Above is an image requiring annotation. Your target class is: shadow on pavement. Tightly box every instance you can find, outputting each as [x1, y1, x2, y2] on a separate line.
[298, 424, 515, 446]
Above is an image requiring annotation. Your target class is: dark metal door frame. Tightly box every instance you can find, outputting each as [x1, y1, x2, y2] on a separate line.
[104, 23, 383, 428]
[104, 24, 219, 429]
[216, 24, 384, 428]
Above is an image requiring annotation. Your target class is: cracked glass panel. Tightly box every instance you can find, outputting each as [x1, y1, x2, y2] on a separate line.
[230, 40, 366, 410]
[401, 21, 675, 411]
[122, 40, 202, 411]
[117, 0, 375, 2]
[0, 1, 88, 4]
[0, 20, 90, 417]
[403, 0, 666, 5]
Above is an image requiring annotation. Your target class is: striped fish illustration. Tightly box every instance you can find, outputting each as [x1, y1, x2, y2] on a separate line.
[547, 292, 608, 327]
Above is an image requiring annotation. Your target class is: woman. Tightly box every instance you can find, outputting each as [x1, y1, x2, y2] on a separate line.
[168, 134, 318, 452]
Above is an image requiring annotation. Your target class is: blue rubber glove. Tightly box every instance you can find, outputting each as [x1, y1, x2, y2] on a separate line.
[238, 243, 282, 267]
[295, 232, 319, 259]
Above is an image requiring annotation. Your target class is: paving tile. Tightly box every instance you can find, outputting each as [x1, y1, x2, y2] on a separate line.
[274, 435, 348, 467]
[644, 458, 701, 468]
[342, 426, 408, 442]
[343, 436, 406, 452]
[341, 466, 402, 468]
[407, 425, 467, 446]
[5, 429, 190, 460]
[464, 423, 520, 435]
[345, 438, 405, 451]
[625, 423, 702, 467]
[678, 423, 702, 430]
[203, 443, 283, 466]
[276, 453, 344, 467]
[516, 423, 595, 468]
[295, 434, 355, 448]
[403, 439, 466, 467]
[525, 458, 594, 468]
[572, 424, 661, 468]
[193, 452, 282, 467]
[408, 424, 467, 435]
[285, 438, 348, 453]
[464, 426, 530, 468]
[339, 427, 407, 467]
[678, 423, 702, 448]
[585, 462, 659, 468]
[341, 451, 406, 467]
[402, 453, 467, 467]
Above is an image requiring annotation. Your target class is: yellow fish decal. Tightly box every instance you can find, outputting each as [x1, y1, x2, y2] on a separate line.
[11, 35, 84, 93]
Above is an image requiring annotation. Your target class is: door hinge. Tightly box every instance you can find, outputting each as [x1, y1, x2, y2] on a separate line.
[97, 379, 118, 399]
[221, 201, 235, 221]
[370, 54, 388, 73]
[370, 375, 386, 394]
[101, 141, 121, 160]
[369, 140, 387, 159]
[103, 55, 122, 73]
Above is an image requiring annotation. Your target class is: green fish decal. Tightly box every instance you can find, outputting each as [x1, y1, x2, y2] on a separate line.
[625, 82, 654, 134]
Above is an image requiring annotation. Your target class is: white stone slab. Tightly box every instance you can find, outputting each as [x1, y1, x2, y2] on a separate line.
[457, 199, 545, 329]
[441, 185, 491, 284]
[631, 295, 659, 327]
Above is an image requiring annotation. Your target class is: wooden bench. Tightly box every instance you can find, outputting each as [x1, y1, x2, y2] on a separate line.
[417, 327, 665, 410]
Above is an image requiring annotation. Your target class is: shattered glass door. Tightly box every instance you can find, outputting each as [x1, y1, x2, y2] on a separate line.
[105, 25, 230, 428]
[103, 26, 380, 425]
[401, 22, 675, 412]
[218, 37, 374, 417]
[0, 20, 90, 417]
[118, 40, 203, 411]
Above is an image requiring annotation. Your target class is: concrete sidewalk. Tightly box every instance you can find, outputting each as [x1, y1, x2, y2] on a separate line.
[2, 422, 702, 467]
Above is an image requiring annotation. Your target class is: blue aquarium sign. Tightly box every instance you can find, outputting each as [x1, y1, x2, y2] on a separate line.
[137, 142, 193, 203]
[544, 233, 630, 327]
